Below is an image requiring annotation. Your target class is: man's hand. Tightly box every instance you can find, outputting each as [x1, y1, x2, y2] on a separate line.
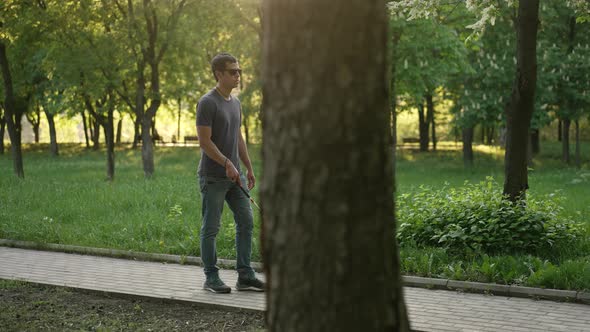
[247, 169, 256, 190]
[225, 159, 241, 186]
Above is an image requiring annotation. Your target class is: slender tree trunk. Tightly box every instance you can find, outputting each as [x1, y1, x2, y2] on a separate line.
[81, 110, 90, 148]
[116, 116, 123, 145]
[562, 118, 570, 164]
[527, 132, 534, 167]
[177, 98, 182, 142]
[44, 109, 59, 157]
[0, 40, 25, 178]
[481, 125, 485, 143]
[426, 94, 436, 151]
[244, 118, 250, 145]
[503, 0, 539, 202]
[418, 102, 428, 152]
[575, 120, 580, 169]
[463, 126, 474, 168]
[132, 114, 141, 148]
[261, 0, 410, 330]
[557, 119, 562, 141]
[487, 126, 495, 145]
[105, 108, 115, 181]
[0, 111, 5, 155]
[26, 106, 41, 144]
[92, 116, 100, 150]
[531, 128, 540, 155]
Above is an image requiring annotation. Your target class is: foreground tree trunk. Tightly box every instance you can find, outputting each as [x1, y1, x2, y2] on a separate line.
[463, 126, 474, 168]
[0, 40, 25, 178]
[261, 0, 410, 330]
[503, 0, 539, 202]
[116, 116, 123, 144]
[44, 109, 59, 157]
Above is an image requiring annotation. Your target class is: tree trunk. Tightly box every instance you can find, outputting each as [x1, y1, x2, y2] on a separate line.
[557, 119, 562, 141]
[562, 118, 570, 164]
[527, 132, 534, 167]
[418, 102, 428, 152]
[105, 107, 115, 181]
[487, 126, 495, 145]
[92, 116, 100, 150]
[26, 106, 41, 144]
[116, 116, 123, 145]
[0, 40, 25, 178]
[132, 114, 141, 148]
[575, 120, 580, 169]
[44, 109, 59, 157]
[531, 128, 540, 155]
[81, 110, 90, 148]
[261, 0, 410, 331]
[463, 126, 474, 168]
[244, 118, 250, 146]
[503, 0, 539, 202]
[426, 93, 436, 151]
[390, 31, 401, 177]
[177, 98, 182, 143]
[0, 111, 5, 155]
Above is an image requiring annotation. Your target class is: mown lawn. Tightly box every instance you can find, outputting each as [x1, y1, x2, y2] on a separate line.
[1, 141, 589, 290]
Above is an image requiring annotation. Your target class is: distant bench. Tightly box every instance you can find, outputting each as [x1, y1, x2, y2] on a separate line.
[402, 137, 420, 144]
[184, 135, 199, 145]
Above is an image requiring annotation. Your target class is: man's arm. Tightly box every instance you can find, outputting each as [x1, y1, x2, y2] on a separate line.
[197, 125, 241, 184]
[238, 132, 255, 190]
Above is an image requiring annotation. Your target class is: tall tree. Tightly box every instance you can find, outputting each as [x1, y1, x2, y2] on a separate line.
[115, 0, 187, 178]
[261, 0, 410, 330]
[503, 0, 540, 202]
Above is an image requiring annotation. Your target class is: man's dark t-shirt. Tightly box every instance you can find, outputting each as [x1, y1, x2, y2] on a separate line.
[196, 88, 241, 177]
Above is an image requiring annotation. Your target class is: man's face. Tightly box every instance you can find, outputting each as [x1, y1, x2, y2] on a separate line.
[217, 61, 241, 89]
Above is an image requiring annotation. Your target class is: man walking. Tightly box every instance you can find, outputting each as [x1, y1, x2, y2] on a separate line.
[196, 53, 264, 293]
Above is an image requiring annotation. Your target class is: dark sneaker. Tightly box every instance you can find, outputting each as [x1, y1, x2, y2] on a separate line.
[236, 276, 265, 292]
[203, 275, 231, 294]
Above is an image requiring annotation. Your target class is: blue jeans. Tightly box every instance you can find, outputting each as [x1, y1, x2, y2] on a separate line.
[199, 175, 255, 279]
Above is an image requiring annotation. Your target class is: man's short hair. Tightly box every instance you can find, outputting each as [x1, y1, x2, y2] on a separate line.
[211, 53, 238, 81]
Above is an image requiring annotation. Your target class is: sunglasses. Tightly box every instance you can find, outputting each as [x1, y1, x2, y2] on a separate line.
[224, 69, 242, 76]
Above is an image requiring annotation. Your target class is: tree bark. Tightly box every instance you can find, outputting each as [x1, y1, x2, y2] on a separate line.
[116, 116, 123, 145]
[557, 119, 562, 141]
[418, 102, 428, 152]
[261, 0, 410, 331]
[426, 93, 436, 151]
[132, 113, 141, 148]
[91, 115, 101, 150]
[0, 40, 25, 178]
[44, 109, 59, 157]
[105, 105, 115, 181]
[177, 97, 182, 143]
[503, 0, 539, 202]
[530, 128, 540, 155]
[0, 107, 5, 155]
[562, 118, 570, 164]
[575, 120, 580, 169]
[81, 110, 90, 148]
[26, 105, 41, 144]
[463, 126, 474, 168]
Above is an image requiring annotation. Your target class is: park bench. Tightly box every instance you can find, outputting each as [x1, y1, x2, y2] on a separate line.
[402, 137, 420, 144]
[136, 134, 164, 145]
[184, 135, 199, 145]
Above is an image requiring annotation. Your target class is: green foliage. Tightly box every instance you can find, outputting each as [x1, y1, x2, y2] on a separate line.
[397, 177, 583, 255]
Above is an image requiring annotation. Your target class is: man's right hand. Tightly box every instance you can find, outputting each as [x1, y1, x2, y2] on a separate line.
[225, 159, 241, 186]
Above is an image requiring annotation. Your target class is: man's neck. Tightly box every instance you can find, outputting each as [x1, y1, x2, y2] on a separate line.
[215, 85, 232, 100]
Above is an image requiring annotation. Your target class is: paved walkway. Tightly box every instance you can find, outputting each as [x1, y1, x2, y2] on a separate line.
[0, 247, 588, 332]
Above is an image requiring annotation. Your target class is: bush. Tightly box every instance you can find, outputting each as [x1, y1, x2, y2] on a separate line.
[397, 177, 582, 255]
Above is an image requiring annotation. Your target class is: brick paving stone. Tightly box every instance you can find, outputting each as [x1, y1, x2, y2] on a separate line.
[1, 246, 589, 331]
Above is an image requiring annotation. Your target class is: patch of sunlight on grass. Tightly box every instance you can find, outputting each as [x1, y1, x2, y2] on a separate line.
[473, 143, 505, 159]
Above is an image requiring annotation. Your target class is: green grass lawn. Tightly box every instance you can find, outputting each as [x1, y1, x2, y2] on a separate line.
[1, 141, 589, 290]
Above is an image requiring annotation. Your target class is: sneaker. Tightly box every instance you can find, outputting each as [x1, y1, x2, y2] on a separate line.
[203, 275, 231, 294]
[236, 276, 265, 292]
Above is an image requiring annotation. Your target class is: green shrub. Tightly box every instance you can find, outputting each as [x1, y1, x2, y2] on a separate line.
[397, 177, 582, 255]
